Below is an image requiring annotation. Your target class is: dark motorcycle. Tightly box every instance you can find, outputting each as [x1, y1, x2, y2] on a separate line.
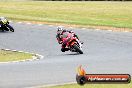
[61, 32, 83, 54]
[0, 17, 14, 32]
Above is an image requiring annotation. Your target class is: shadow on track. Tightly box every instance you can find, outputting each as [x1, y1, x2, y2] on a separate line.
[0, 30, 12, 33]
[59, 52, 82, 56]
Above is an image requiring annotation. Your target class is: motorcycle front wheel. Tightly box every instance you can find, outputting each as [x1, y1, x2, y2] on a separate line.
[73, 44, 83, 54]
[6, 24, 14, 32]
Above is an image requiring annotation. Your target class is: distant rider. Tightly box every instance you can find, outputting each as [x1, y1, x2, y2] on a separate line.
[0, 17, 4, 31]
[0, 17, 9, 31]
[56, 26, 79, 52]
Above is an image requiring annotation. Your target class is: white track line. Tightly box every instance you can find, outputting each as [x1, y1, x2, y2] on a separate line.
[95, 29, 100, 31]
[82, 28, 86, 30]
[26, 22, 31, 25]
[49, 25, 53, 27]
[0, 49, 44, 64]
[69, 27, 73, 29]
[38, 24, 43, 26]
[108, 30, 112, 31]
[13, 21, 131, 33]
[124, 31, 129, 33]
[17, 22, 22, 24]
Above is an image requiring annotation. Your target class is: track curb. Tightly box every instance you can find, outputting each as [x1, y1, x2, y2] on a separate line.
[10, 21, 132, 33]
[0, 49, 44, 64]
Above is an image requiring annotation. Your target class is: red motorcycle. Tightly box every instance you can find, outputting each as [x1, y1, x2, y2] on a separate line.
[61, 32, 83, 54]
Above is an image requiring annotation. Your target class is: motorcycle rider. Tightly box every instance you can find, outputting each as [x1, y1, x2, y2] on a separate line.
[0, 17, 9, 31]
[0, 17, 4, 31]
[56, 26, 80, 52]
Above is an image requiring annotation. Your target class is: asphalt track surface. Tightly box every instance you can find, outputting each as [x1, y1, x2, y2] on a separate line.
[0, 22, 132, 88]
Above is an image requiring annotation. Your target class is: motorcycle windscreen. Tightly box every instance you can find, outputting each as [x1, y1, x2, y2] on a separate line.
[61, 32, 69, 38]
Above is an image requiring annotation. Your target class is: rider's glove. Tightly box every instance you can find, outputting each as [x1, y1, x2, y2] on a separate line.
[59, 41, 63, 44]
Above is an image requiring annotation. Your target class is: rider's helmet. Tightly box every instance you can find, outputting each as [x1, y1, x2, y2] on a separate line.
[57, 26, 64, 35]
[0, 17, 8, 24]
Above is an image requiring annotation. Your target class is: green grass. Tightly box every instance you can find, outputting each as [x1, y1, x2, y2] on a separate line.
[44, 83, 132, 88]
[0, 1, 132, 28]
[0, 50, 33, 62]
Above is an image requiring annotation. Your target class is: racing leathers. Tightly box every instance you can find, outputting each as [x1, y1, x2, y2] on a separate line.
[56, 29, 79, 52]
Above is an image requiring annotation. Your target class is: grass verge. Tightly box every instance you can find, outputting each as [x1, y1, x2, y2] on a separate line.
[0, 49, 33, 62]
[43, 83, 132, 88]
[0, 1, 132, 30]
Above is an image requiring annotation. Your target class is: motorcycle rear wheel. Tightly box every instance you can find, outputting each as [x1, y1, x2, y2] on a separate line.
[73, 44, 83, 54]
[7, 24, 14, 32]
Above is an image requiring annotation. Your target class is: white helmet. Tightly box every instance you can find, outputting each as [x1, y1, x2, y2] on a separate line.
[57, 26, 64, 34]
[57, 26, 64, 31]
